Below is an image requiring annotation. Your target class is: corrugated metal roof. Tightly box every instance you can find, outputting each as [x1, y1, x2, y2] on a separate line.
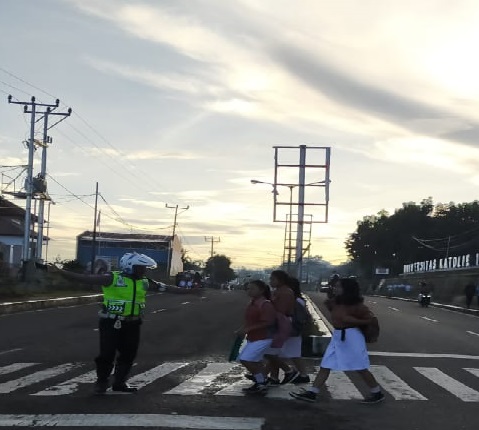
[77, 231, 172, 242]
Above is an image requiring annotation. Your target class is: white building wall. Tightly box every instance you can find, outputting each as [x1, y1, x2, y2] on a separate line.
[169, 235, 184, 276]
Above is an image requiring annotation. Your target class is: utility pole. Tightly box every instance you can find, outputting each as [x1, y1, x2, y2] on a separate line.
[36, 105, 71, 260]
[165, 203, 189, 277]
[204, 236, 221, 286]
[7, 95, 71, 265]
[204, 236, 221, 258]
[90, 182, 99, 274]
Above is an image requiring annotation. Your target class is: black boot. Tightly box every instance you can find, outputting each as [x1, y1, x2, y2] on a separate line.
[112, 383, 138, 393]
[94, 379, 109, 395]
[112, 363, 137, 393]
[94, 360, 113, 395]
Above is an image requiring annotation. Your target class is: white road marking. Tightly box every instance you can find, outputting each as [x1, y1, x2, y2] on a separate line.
[0, 363, 37, 376]
[0, 364, 79, 394]
[466, 331, 479, 337]
[369, 352, 479, 360]
[0, 414, 264, 429]
[33, 370, 96, 396]
[127, 362, 189, 389]
[152, 309, 167, 314]
[215, 378, 250, 396]
[388, 307, 399, 312]
[181, 302, 191, 305]
[166, 363, 236, 395]
[371, 365, 427, 400]
[464, 368, 479, 378]
[325, 371, 363, 400]
[201, 296, 207, 299]
[414, 367, 479, 402]
[0, 348, 22, 356]
[421, 316, 439, 323]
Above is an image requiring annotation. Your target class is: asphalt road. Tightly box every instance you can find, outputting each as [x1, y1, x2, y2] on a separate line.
[0, 289, 478, 430]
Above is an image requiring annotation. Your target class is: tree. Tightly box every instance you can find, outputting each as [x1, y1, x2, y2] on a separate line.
[180, 249, 203, 272]
[204, 254, 236, 284]
[345, 198, 479, 278]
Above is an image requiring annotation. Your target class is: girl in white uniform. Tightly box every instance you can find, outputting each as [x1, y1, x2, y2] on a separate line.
[290, 277, 384, 404]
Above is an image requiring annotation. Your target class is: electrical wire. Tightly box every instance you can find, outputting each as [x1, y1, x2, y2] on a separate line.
[1, 67, 184, 206]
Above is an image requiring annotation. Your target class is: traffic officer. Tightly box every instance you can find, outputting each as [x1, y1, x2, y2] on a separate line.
[51, 252, 159, 394]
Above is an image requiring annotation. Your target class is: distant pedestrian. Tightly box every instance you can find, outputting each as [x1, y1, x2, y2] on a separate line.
[236, 280, 277, 394]
[465, 283, 476, 309]
[290, 277, 384, 404]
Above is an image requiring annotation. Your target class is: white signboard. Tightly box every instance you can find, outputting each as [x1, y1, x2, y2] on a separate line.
[403, 253, 479, 274]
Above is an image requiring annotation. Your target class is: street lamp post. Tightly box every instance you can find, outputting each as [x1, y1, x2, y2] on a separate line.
[251, 178, 329, 276]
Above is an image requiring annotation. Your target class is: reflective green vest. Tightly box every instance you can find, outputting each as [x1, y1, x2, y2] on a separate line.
[102, 271, 148, 317]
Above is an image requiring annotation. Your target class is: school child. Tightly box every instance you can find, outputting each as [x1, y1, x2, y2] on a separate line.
[264, 270, 299, 385]
[236, 280, 277, 394]
[290, 277, 384, 403]
[277, 277, 310, 384]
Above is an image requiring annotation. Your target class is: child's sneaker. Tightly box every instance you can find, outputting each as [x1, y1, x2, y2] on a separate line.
[361, 392, 385, 404]
[242, 382, 268, 394]
[289, 388, 317, 403]
[266, 377, 280, 387]
[281, 370, 300, 384]
[293, 375, 311, 384]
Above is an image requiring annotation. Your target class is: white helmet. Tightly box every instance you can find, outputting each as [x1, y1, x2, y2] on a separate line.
[119, 252, 157, 274]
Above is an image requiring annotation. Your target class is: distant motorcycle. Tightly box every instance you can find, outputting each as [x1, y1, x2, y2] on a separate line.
[418, 293, 431, 308]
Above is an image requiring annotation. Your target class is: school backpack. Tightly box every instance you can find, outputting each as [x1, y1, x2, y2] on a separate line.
[291, 299, 312, 336]
[360, 314, 380, 343]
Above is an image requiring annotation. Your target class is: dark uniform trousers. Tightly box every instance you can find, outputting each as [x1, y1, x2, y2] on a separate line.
[95, 317, 142, 384]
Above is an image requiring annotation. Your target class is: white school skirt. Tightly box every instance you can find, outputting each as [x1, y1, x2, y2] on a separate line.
[321, 328, 369, 371]
[238, 339, 273, 362]
[279, 336, 302, 358]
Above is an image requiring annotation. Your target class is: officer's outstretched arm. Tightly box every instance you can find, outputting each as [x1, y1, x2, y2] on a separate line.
[49, 265, 113, 286]
[146, 278, 201, 294]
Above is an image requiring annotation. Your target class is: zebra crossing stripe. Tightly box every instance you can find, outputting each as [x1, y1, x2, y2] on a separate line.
[0, 363, 37, 376]
[32, 370, 96, 396]
[414, 367, 479, 402]
[371, 365, 427, 400]
[325, 371, 363, 400]
[127, 362, 189, 389]
[0, 364, 79, 394]
[166, 363, 236, 395]
[215, 377, 250, 396]
[464, 368, 479, 378]
[0, 414, 264, 429]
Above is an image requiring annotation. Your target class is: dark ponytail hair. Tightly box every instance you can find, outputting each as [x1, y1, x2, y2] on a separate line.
[270, 270, 290, 285]
[249, 279, 271, 300]
[287, 276, 303, 299]
[334, 277, 363, 306]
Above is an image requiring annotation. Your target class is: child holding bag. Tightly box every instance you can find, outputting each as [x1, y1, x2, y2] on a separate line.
[236, 280, 277, 394]
[290, 277, 384, 404]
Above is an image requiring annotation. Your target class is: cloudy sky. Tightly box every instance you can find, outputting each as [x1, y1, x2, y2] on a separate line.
[1, 0, 479, 269]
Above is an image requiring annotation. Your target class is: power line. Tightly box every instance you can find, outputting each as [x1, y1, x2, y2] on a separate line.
[0, 67, 57, 100]
[0, 67, 184, 206]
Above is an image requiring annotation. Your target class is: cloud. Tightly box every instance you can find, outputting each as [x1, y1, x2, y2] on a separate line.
[269, 43, 479, 145]
[338, 137, 479, 175]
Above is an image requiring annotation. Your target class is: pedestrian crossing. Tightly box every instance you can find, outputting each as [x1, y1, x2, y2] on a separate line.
[1, 360, 479, 402]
